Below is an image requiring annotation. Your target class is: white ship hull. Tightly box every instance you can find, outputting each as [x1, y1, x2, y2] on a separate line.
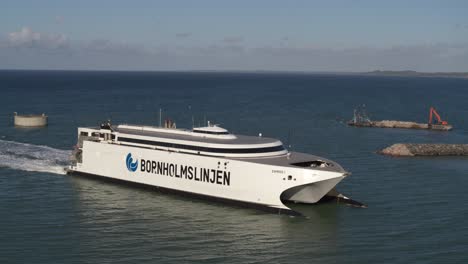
[68, 140, 347, 215]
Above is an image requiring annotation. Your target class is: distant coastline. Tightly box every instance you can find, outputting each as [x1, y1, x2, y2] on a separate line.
[364, 70, 468, 79]
[1, 68, 468, 79]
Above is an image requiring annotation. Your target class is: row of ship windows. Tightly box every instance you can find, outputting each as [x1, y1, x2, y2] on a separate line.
[192, 130, 229, 135]
[117, 137, 285, 154]
[80, 131, 115, 139]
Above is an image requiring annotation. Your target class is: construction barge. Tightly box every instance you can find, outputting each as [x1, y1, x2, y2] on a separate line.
[347, 106, 452, 131]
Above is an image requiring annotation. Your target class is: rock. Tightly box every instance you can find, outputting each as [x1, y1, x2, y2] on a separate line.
[380, 143, 414, 156]
[373, 120, 428, 129]
[379, 143, 468, 156]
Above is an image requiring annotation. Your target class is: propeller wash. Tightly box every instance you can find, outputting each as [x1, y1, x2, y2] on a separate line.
[0, 139, 70, 175]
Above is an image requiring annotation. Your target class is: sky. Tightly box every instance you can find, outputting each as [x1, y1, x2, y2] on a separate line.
[1, 0, 468, 72]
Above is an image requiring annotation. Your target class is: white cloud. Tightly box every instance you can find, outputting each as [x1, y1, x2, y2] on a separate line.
[1, 27, 468, 71]
[8, 27, 40, 44]
[7, 27, 68, 49]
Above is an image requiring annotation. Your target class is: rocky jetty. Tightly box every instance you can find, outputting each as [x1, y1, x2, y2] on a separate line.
[380, 143, 468, 156]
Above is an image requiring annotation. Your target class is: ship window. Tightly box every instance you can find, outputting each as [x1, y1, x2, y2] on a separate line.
[80, 132, 88, 136]
[117, 137, 285, 154]
[291, 161, 332, 168]
[193, 130, 229, 135]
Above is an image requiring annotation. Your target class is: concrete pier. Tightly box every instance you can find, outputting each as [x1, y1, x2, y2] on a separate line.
[379, 143, 468, 156]
[348, 120, 452, 131]
[14, 112, 48, 127]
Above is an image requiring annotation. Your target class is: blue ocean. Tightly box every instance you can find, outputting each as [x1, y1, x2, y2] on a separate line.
[0, 70, 467, 263]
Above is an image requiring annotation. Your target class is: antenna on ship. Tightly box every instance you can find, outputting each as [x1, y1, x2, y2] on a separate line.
[287, 129, 293, 149]
[189, 105, 194, 128]
[159, 108, 162, 127]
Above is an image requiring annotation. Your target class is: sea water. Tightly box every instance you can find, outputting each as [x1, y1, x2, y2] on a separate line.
[0, 70, 467, 263]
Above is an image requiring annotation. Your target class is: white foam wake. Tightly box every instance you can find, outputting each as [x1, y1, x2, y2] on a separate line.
[0, 139, 71, 175]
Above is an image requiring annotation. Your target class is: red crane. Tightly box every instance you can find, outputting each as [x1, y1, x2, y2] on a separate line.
[428, 107, 448, 126]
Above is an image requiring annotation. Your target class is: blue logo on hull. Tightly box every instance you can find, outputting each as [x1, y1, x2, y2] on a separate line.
[126, 153, 138, 172]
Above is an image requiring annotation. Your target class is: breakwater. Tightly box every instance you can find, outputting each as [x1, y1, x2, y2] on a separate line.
[379, 143, 468, 156]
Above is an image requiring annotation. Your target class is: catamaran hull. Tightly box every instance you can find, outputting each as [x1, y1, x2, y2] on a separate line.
[68, 141, 346, 215]
[280, 176, 346, 204]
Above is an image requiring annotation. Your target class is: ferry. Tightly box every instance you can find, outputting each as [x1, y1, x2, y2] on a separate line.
[68, 120, 362, 215]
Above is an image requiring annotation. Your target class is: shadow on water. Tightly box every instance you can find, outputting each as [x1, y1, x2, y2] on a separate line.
[285, 200, 360, 219]
[68, 175, 343, 263]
